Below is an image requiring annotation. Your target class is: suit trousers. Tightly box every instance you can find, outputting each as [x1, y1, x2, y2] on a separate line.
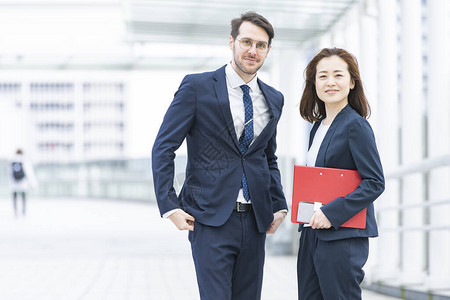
[297, 228, 368, 300]
[188, 209, 266, 300]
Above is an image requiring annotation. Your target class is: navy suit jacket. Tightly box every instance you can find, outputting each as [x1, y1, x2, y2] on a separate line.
[152, 65, 288, 233]
[300, 105, 385, 241]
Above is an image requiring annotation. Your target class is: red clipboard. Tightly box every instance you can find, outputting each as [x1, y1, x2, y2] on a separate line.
[291, 165, 366, 229]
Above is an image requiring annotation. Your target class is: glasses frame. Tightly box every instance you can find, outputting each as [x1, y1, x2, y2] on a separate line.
[235, 38, 270, 54]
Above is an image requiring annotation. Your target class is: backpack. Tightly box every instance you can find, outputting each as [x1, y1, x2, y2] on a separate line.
[12, 162, 25, 180]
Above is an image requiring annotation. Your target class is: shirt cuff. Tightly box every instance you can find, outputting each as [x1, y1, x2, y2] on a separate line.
[277, 209, 288, 215]
[162, 208, 183, 219]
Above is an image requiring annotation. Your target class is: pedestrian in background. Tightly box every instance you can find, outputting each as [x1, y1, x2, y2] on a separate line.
[9, 149, 37, 217]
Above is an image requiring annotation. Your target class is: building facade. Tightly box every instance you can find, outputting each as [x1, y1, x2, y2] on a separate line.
[0, 73, 128, 163]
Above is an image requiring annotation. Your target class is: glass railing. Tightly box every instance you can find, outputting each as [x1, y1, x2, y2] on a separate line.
[0, 156, 295, 254]
[0, 157, 177, 202]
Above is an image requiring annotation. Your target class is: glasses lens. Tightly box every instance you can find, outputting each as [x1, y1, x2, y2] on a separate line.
[238, 39, 268, 53]
[256, 42, 268, 53]
[239, 39, 252, 49]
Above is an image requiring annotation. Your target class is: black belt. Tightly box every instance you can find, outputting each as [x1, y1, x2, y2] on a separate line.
[234, 202, 252, 212]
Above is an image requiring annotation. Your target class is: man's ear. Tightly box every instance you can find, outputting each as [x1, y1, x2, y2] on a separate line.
[229, 36, 234, 50]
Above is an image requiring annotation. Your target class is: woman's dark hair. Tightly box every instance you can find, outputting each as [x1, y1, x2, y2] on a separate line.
[230, 12, 274, 45]
[299, 47, 371, 123]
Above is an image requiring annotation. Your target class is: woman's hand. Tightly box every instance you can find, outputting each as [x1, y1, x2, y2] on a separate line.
[309, 209, 332, 229]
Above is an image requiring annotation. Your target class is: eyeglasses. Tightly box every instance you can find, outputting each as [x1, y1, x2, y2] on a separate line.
[236, 38, 270, 53]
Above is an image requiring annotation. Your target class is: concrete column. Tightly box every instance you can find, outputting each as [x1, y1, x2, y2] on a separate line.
[22, 80, 33, 160]
[426, 0, 450, 290]
[373, 0, 401, 283]
[343, 4, 360, 54]
[358, 1, 377, 130]
[358, 0, 379, 280]
[399, 0, 425, 285]
[269, 46, 309, 166]
[73, 80, 84, 161]
[268, 45, 309, 254]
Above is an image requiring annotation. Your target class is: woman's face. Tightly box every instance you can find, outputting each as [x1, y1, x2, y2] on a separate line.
[315, 55, 355, 107]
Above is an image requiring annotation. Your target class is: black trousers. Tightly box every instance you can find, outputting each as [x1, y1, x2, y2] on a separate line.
[12, 191, 27, 215]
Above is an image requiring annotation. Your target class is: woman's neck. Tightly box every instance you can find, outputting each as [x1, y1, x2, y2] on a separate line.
[323, 102, 348, 125]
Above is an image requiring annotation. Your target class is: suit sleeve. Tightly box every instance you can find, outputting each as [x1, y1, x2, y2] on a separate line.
[264, 95, 288, 213]
[322, 118, 385, 229]
[151, 75, 196, 216]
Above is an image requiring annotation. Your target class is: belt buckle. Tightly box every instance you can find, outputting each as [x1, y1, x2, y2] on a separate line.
[236, 202, 248, 212]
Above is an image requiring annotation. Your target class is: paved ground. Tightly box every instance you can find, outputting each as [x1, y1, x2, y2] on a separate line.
[0, 197, 401, 300]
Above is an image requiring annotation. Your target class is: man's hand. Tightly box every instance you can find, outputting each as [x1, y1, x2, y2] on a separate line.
[168, 210, 195, 231]
[309, 209, 332, 229]
[266, 211, 287, 234]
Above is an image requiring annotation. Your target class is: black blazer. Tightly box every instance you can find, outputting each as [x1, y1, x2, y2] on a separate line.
[300, 105, 385, 241]
[152, 65, 288, 233]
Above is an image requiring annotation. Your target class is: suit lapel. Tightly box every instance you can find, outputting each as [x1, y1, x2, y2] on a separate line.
[246, 79, 279, 152]
[309, 121, 321, 150]
[315, 105, 349, 167]
[212, 68, 281, 154]
[213, 66, 240, 152]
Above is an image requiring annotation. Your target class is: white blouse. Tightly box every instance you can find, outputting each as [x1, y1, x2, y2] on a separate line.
[306, 122, 330, 167]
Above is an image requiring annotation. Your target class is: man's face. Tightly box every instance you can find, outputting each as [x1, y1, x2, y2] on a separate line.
[229, 21, 270, 79]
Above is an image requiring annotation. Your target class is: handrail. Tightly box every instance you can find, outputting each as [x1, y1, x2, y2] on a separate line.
[380, 225, 450, 232]
[385, 154, 450, 179]
[377, 154, 450, 233]
[377, 198, 450, 212]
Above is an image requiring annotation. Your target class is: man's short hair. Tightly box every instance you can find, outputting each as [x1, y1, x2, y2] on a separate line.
[230, 11, 275, 45]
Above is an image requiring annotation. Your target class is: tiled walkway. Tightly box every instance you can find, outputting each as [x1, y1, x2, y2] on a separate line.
[0, 197, 400, 300]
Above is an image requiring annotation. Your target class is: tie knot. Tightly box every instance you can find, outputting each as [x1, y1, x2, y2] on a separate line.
[240, 84, 250, 95]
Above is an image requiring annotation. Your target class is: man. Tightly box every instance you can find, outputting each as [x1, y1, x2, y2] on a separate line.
[152, 11, 288, 300]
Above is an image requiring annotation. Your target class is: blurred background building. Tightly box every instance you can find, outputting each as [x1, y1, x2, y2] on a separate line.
[0, 0, 449, 299]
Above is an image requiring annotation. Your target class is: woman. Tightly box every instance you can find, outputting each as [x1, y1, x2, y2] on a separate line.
[297, 48, 385, 300]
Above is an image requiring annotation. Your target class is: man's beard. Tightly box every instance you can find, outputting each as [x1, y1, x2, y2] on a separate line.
[233, 51, 262, 76]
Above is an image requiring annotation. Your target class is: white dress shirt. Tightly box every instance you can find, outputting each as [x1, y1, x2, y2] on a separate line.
[225, 64, 271, 204]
